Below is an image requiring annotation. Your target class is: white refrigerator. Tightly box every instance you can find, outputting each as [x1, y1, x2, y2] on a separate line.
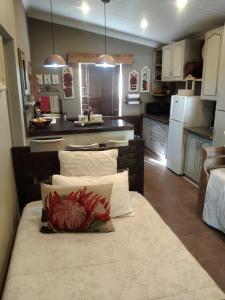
[167, 95, 208, 175]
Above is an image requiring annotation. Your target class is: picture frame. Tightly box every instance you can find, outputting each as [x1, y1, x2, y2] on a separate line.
[36, 74, 43, 85]
[128, 70, 139, 92]
[18, 48, 30, 104]
[141, 66, 150, 93]
[44, 74, 52, 85]
[0, 36, 6, 91]
[62, 66, 74, 99]
[52, 74, 59, 85]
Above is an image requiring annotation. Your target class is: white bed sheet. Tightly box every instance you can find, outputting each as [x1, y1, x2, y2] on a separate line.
[203, 168, 225, 233]
[3, 192, 224, 300]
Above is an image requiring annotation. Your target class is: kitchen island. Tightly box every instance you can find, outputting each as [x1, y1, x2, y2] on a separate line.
[27, 117, 135, 145]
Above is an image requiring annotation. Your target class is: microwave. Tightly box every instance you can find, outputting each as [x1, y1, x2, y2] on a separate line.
[146, 102, 170, 115]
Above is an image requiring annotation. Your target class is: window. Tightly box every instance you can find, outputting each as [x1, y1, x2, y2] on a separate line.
[79, 63, 122, 116]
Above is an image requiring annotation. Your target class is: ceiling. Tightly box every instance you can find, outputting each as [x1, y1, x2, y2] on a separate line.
[22, 0, 225, 47]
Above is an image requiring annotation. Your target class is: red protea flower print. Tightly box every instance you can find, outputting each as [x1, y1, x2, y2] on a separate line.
[45, 187, 111, 232]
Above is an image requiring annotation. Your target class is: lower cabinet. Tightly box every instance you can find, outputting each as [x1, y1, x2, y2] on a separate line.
[143, 117, 168, 158]
[184, 133, 212, 183]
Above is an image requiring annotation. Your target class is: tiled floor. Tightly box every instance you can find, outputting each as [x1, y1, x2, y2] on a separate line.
[144, 151, 225, 293]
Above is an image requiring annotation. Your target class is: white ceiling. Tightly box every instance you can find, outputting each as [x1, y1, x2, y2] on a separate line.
[22, 0, 225, 47]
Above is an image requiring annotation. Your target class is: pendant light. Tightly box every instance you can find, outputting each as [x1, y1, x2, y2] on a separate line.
[96, 0, 115, 68]
[44, 0, 66, 68]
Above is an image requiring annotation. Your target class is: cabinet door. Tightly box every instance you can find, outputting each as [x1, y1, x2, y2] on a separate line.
[213, 110, 225, 146]
[185, 134, 199, 179]
[162, 45, 172, 80]
[217, 26, 225, 111]
[171, 41, 185, 80]
[196, 139, 212, 182]
[142, 118, 150, 148]
[201, 27, 224, 101]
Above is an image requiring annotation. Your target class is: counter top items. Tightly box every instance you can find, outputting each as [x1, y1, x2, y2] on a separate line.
[28, 118, 134, 137]
[142, 113, 169, 124]
[78, 114, 103, 124]
[184, 127, 213, 140]
[31, 117, 52, 128]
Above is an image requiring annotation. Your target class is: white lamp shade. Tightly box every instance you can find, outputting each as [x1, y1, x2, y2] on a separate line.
[44, 54, 66, 68]
[95, 54, 116, 68]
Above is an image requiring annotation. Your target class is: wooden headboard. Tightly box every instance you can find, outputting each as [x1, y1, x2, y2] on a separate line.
[11, 139, 144, 213]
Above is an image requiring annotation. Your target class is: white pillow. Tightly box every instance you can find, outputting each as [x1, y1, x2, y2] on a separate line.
[52, 171, 134, 218]
[58, 149, 118, 177]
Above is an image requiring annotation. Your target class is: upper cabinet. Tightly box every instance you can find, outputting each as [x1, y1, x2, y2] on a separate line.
[162, 39, 200, 82]
[217, 26, 225, 110]
[201, 26, 224, 101]
[162, 45, 172, 79]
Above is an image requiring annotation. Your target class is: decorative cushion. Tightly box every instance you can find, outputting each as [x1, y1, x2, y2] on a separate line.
[58, 149, 118, 177]
[52, 171, 134, 218]
[40, 183, 114, 233]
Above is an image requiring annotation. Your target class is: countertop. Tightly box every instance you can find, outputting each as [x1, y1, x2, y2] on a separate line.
[28, 118, 134, 137]
[142, 113, 170, 124]
[184, 127, 213, 140]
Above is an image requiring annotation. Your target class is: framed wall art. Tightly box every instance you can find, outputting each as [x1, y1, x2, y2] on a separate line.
[44, 74, 52, 85]
[128, 70, 139, 92]
[18, 48, 30, 104]
[62, 66, 74, 99]
[0, 36, 6, 91]
[141, 66, 150, 93]
[52, 74, 59, 85]
[36, 74, 43, 85]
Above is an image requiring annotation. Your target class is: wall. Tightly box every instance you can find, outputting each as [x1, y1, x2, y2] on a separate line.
[28, 18, 154, 118]
[0, 0, 30, 294]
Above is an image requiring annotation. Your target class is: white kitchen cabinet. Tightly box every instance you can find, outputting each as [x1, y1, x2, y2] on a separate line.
[143, 117, 168, 158]
[184, 135, 198, 179]
[162, 39, 200, 82]
[201, 26, 224, 101]
[213, 110, 225, 146]
[172, 41, 185, 79]
[162, 46, 172, 80]
[185, 133, 212, 183]
[217, 26, 225, 110]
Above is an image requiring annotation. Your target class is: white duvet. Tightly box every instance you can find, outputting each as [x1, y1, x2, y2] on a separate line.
[203, 168, 225, 234]
[3, 192, 224, 300]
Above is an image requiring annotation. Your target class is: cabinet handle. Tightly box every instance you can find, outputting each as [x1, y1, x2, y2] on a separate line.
[149, 137, 157, 141]
[215, 87, 218, 96]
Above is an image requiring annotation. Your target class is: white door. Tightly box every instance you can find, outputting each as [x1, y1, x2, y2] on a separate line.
[172, 41, 184, 79]
[162, 45, 172, 80]
[201, 27, 224, 101]
[170, 96, 187, 122]
[213, 110, 225, 146]
[167, 120, 185, 175]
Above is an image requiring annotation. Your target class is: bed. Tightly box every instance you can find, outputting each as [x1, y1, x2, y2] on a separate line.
[2, 141, 224, 299]
[198, 146, 225, 233]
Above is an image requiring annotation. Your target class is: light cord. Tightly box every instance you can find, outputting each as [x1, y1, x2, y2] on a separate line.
[50, 0, 55, 54]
